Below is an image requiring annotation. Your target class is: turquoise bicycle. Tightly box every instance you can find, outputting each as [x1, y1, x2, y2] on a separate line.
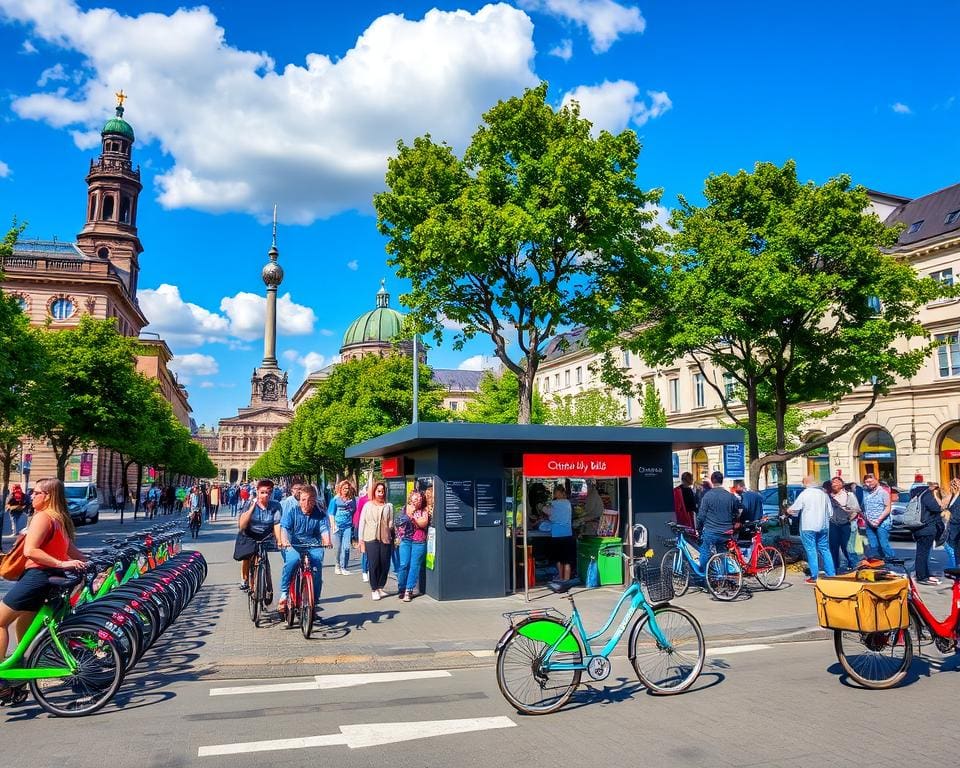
[495, 547, 705, 714]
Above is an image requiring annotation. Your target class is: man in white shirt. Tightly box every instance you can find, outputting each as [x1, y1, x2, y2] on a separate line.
[787, 475, 836, 583]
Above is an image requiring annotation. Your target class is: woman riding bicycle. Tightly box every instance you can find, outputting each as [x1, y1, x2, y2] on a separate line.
[238, 479, 282, 593]
[0, 478, 87, 697]
[277, 484, 331, 618]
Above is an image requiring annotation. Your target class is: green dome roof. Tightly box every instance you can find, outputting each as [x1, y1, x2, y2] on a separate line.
[102, 106, 135, 141]
[341, 280, 405, 348]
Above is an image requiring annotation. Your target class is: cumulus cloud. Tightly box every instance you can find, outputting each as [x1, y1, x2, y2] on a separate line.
[562, 80, 671, 135]
[283, 349, 327, 380]
[4, 0, 538, 224]
[37, 62, 68, 86]
[346, 259, 359, 271]
[0, 161, 10, 178]
[549, 39, 573, 61]
[219, 291, 316, 340]
[139, 283, 230, 346]
[319, 329, 334, 337]
[168, 352, 219, 382]
[458, 354, 502, 371]
[20, 39, 37, 54]
[519, 0, 644, 52]
[891, 102, 912, 115]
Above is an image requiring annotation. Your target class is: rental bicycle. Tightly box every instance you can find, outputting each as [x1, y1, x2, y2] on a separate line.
[247, 540, 274, 628]
[495, 545, 705, 714]
[660, 522, 742, 601]
[281, 545, 320, 639]
[709, 517, 786, 600]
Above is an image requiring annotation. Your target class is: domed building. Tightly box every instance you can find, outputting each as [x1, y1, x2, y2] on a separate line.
[339, 280, 413, 361]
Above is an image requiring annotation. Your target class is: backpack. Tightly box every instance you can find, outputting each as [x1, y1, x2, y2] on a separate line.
[894, 491, 925, 530]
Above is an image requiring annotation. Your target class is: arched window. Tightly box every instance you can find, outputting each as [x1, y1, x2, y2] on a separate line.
[856, 428, 897, 486]
[88, 194, 97, 220]
[101, 195, 115, 220]
[691, 448, 709, 484]
[120, 197, 131, 224]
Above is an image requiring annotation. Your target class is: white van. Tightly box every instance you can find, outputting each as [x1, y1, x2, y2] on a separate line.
[64, 482, 100, 525]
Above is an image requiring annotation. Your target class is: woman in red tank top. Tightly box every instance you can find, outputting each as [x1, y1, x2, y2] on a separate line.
[0, 478, 87, 668]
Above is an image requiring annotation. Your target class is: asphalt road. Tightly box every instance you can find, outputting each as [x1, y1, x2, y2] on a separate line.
[3, 630, 958, 767]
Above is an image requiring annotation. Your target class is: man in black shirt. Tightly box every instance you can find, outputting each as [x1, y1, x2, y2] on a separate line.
[696, 471, 741, 572]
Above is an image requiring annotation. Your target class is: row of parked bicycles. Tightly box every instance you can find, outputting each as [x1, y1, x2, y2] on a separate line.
[0, 521, 206, 716]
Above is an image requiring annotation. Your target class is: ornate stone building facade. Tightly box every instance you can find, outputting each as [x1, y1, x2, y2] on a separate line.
[1, 96, 191, 491]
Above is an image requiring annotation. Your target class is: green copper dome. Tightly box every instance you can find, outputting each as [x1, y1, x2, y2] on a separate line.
[102, 105, 135, 141]
[341, 280, 405, 348]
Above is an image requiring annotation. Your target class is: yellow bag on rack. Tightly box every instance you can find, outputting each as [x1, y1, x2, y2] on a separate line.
[814, 574, 909, 632]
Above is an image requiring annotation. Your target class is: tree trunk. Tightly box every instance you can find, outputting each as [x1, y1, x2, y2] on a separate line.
[517, 364, 535, 425]
[135, 463, 143, 520]
[0, 453, 10, 549]
[744, 382, 760, 464]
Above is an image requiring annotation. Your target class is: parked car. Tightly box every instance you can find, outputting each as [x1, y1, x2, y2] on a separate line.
[890, 490, 915, 540]
[64, 482, 100, 525]
[760, 485, 805, 535]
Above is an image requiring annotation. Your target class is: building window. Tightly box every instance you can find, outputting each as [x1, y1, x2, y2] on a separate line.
[622, 350, 631, 367]
[946, 210, 960, 226]
[936, 333, 960, 378]
[722, 372, 738, 401]
[668, 377, 680, 413]
[120, 196, 131, 224]
[50, 297, 75, 321]
[543, 378, 550, 394]
[554, 374, 560, 389]
[450, 401, 458, 411]
[101, 195, 115, 221]
[867, 295, 882, 314]
[930, 268, 954, 286]
[575, 366, 583, 385]
[625, 397, 632, 420]
[908, 220, 924, 234]
[694, 373, 705, 408]
[564, 369, 570, 388]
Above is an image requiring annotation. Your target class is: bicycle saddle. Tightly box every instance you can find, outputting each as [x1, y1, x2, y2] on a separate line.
[547, 578, 581, 594]
[943, 568, 960, 580]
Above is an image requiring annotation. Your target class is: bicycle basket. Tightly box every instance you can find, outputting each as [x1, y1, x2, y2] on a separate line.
[636, 559, 674, 603]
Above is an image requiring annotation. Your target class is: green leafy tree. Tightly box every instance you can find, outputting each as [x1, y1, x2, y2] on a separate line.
[463, 370, 547, 424]
[639, 381, 667, 428]
[547, 388, 624, 426]
[615, 160, 948, 487]
[375, 83, 664, 423]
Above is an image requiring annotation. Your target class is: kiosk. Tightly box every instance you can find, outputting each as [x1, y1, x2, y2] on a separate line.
[346, 423, 741, 601]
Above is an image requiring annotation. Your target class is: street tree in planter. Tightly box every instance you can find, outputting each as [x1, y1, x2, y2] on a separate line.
[611, 160, 949, 488]
[375, 83, 664, 423]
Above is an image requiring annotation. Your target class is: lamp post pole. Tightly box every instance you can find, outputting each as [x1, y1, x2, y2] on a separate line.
[413, 334, 420, 424]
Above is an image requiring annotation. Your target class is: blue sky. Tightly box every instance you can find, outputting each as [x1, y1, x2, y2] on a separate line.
[1, 0, 958, 428]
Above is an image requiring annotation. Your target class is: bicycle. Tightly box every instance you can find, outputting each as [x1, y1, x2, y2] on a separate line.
[660, 522, 742, 601]
[495, 549, 705, 714]
[281, 545, 319, 639]
[710, 517, 786, 600]
[831, 558, 960, 689]
[0, 570, 124, 716]
[247, 540, 274, 628]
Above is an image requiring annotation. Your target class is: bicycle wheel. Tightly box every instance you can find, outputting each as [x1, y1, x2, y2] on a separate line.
[630, 605, 705, 694]
[27, 624, 124, 717]
[248, 561, 261, 627]
[300, 575, 315, 639]
[254, 558, 268, 628]
[755, 546, 785, 590]
[705, 552, 742, 601]
[834, 628, 912, 689]
[495, 618, 582, 715]
[660, 549, 690, 597]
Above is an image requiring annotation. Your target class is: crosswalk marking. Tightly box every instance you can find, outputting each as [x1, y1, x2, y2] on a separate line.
[198, 716, 517, 755]
[706, 643, 772, 656]
[209, 669, 452, 697]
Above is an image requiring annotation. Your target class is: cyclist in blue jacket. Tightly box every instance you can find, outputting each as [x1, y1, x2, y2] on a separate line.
[277, 484, 331, 618]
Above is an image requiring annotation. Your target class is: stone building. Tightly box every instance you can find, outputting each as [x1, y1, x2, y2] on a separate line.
[533, 186, 960, 489]
[1, 96, 191, 491]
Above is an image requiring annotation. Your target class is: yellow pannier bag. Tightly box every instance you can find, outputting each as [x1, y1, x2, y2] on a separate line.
[814, 574, 909, 632]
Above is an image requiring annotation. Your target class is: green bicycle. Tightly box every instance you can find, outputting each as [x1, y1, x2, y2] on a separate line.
[0, 571, 124, 717]
[495, 547, 705, 714]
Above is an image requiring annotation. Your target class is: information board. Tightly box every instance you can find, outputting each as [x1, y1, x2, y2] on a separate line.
[723, 443, 746, 478]
[444, 479, 475, 530]
[474, 478, 503, 527]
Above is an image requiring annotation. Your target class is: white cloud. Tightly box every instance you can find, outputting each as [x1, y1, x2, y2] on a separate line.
[37, 62, 67, 86]
[891, 102, 912, 115]
[319, 328, 334, 337]
[0, 161, 10, 178]
[346, 259, 359, 271]
[198, 381, 215, 388]
[4, 0, 538, 224]
[168, 352, 219, 383]
[549, 39, 573, 61]
[562, 80, 671, 135]
[458, 354, 502, 371]
[519, 0, 644, 52]
[138, 283, 230, 346]
[219, 291, 316, 340]
[20, 39, 37, 54]
[283, 349, 327, 380]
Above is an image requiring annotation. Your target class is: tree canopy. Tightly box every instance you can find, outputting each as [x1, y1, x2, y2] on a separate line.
[463, 370, 547, 424]
[546, 388, 624, 426]
[375, 83, 664, 423]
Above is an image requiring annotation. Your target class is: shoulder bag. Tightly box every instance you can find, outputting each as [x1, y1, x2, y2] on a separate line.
[0, 535, 27, 581]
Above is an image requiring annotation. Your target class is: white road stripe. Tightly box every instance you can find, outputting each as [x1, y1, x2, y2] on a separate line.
[468, 649, 495, 658]
[209, 669, 452, 697]
[706, 643, 772, 656]
[198, 716, 516, 756]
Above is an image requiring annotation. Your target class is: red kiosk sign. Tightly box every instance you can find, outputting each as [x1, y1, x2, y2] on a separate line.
[522, 453, 631, 478]
[382, 456, 405, 478]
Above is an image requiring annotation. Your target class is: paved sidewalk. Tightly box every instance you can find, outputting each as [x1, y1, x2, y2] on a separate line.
[184, 518, 952, 679]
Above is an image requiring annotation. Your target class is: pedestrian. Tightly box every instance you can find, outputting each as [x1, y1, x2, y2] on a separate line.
[328, 480, 357, 575]
[828, 476, 860, 572]
[696, 471, 740, 575]
[189, 485, 202, 527]
[359, 481, 394, 600]
[113, 485, 124, 514]
[911, 481, 944, 586]
[543, 485, 575, 582]
[188, 504, 202, 539]
[861, 473, 895, 561]
[787, 475, 836, 583]
[280, 483, 302, 518]
[145, 483, 159, 519]
[673, 472, 697, 529]
[731, 479, 763, 542]
[942, 477, 960, 569]
[6, 483, 27, 539]
[209, 484, 220, 521]
[354, 478, 373, 583]
[395, 490, 430, 601]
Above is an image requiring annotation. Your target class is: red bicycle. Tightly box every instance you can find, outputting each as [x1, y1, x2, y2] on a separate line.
[705, 516, 786, 600]
[282, 546, 319, 639]
[833, 557, 960, 688]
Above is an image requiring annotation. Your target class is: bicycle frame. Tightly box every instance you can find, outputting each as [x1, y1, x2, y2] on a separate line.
[543, 582, 669, 672]
[0, 606, 80, 681]
[909, 575, 960, 640]
[670, 527, 708, 579]
[723, 527, 764, 576]
[288, 551, 315, 612]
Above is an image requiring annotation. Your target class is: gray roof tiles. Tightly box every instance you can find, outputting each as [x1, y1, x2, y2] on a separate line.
[884, 182, 960, 247]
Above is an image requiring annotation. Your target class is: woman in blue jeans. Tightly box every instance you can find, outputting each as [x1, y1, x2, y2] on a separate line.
[396, 491, 430, 602]
[328, 480, 357, 575]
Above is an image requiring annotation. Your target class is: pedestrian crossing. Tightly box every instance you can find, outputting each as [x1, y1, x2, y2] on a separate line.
[209, 669, 452, 696]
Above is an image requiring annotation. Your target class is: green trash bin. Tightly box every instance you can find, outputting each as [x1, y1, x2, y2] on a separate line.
[577, 536, 623, 586]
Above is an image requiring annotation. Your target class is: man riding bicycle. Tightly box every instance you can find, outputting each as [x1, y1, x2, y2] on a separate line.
[277, 484, 331, 620]
[238, 479, 282, 594]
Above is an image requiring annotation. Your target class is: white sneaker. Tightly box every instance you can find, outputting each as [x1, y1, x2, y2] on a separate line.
[371, 591, 381, 601]
[362, 572, 369, 582]
[340, 569, 351, 576]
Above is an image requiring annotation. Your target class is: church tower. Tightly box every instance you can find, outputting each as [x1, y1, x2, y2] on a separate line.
[76, 90, 144, 309]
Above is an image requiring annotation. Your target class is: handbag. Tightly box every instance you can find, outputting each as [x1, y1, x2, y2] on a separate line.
[232, 531, 257, 561]
[0, 535, 28, 581]
[585, 557, 600, 588]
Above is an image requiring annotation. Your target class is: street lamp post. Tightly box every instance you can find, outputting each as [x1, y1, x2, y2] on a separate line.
[413, 334, 420, 425]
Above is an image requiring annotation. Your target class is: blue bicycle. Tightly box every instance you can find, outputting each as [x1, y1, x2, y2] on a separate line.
[495, 549, 705, 714]
[660, 522, 742, 601]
